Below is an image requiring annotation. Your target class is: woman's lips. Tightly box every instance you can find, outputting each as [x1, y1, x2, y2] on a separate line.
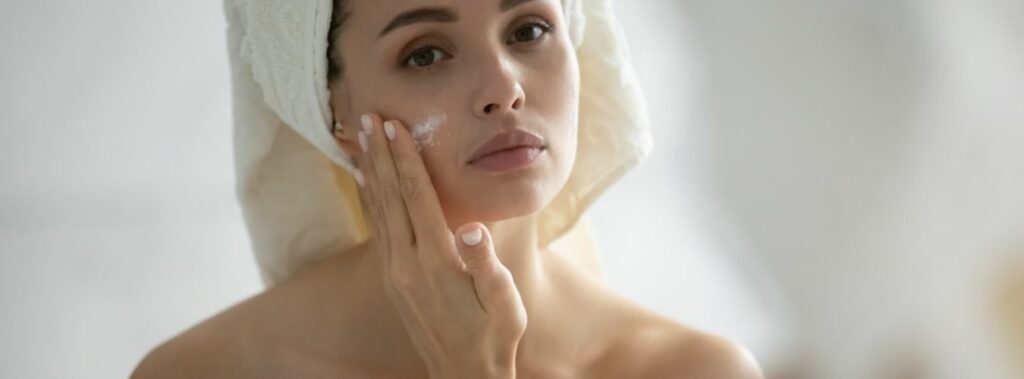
[467, 129, 547, 172]
[469, 146, 546, 172]
[468, 129, 546, 162]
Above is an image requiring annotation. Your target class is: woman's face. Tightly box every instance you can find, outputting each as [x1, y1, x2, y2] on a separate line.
[330, 0, 580, 224]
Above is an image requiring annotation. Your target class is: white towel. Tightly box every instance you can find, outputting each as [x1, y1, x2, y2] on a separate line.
[223, 0, 652, 287]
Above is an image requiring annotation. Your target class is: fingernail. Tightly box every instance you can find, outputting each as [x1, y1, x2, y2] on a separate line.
[460, 228, 483, 246]
[358, 131, 368, 152]
[384, 121, 396, 140]
[354, 168, 365, 187]
[361, 114, 373, 135]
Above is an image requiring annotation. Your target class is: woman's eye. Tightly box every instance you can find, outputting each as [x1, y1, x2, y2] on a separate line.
[403, 47, 450, 68]
[508, 22, 551, 44]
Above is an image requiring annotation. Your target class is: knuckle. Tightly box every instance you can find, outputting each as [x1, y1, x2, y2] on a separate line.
[400, 175, 425, 202]
[511, 309, 528, 331]
[496, 265, 514, 282]
[494, 268, 516, 290]
[378, 182, 401, 207]
[392, 149, 416, 171]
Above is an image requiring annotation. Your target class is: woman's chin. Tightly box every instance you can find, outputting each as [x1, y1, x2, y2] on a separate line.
[440, 189, 551, 224]
[436, 152, 571, 223]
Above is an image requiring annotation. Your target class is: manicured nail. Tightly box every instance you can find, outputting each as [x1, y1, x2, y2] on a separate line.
[358, 131, 368, 152]
[384, 121, 396, 140]
[354, 168, 365, 187]
[460, 228, 482, 246]
[361, 114, 373, 135]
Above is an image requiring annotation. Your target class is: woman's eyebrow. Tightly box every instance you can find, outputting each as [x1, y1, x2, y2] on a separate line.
[500, 0, 535, 12]
[377, 0, 536, 39]
[378, 7, 457, 39]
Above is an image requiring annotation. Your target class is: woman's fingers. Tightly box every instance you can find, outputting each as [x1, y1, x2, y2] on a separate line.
[455, 223, 525, 319]
[360, 113, 415, 252]
[340, 118, 528, 372]
[334, 122, 390, 267]
[382, 119, 459, 266]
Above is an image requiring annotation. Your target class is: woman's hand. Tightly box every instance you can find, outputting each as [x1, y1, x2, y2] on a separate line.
[340, 113, 527, 379]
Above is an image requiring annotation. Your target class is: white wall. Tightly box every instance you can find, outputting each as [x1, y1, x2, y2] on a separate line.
[1, 1, 260, 377]
[671, 0, 1024, 377]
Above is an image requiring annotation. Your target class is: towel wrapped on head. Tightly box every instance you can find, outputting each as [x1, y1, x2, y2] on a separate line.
[223, 0, 652, 287]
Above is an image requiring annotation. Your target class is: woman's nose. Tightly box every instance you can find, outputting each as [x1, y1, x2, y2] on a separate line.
[472, 56, 526, 118]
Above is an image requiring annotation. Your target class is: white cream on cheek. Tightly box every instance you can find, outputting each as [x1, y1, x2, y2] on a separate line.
[411, 110, 447, 152]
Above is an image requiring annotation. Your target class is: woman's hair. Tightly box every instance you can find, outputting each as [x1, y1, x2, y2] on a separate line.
[327, 0, 350, 83]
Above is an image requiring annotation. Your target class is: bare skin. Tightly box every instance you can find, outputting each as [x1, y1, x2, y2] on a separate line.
[132, 0, 763, 377]
[132, 221, 761, 378]
[132, 117, 758, 376]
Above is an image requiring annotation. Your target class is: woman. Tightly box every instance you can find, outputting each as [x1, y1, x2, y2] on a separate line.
[133, 0, 763, 377]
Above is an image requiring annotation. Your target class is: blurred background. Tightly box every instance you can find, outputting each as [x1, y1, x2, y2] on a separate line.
[1, 0, 1022, 378]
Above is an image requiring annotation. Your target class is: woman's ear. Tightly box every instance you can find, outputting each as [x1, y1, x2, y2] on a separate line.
[329, 82, 361, 158]
[332, 121, 361, 158]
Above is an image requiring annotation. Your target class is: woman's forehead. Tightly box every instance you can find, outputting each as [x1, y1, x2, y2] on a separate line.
[345, 0, 559, 33]
[351, 0, 546, 12]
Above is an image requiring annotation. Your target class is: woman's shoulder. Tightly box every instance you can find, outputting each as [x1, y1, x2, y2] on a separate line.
[130, 245, 378, 379]
[129, 294, 268, 379]
[128, 267, 307, 377]
[588, 294, 764, 379]
[623, 319, 763, 378]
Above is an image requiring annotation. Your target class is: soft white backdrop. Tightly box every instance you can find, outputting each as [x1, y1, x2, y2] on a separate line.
[0, 1, 772, 377]
[2, 1, 1023, 378]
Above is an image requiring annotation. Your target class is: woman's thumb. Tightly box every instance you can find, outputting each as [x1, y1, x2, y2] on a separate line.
[456, 223, 497, 272]
[455, 223, 517, 313]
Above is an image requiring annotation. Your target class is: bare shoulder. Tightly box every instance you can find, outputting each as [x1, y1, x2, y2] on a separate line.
[130, 244, 375, 379]
[637, 323, 763, 379]
[129, 294, 267, 379]
[589, 297, 764, 379]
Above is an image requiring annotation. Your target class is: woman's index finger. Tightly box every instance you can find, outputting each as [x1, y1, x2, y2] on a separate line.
[362, 113, 415, 250]
[384, 119, 452, 248]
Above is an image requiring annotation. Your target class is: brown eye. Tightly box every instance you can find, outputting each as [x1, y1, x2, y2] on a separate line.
[507, 22, 551, 44]
[403, 47, 450, 68]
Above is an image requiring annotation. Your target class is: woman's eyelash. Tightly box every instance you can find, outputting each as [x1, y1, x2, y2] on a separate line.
[402, 47, 452, 69]
[507, 21, 553, 44]
[400, 20, 555, 70]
